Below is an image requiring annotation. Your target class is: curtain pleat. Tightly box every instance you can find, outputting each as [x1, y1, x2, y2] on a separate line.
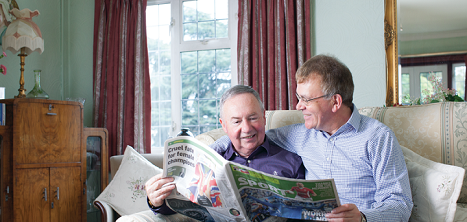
[238, 0, 311, 110]
[93, 0, 151, 156]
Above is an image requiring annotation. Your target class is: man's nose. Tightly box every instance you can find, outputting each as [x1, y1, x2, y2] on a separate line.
[241, 120, 253, 132]
[296, 100, 305, 110]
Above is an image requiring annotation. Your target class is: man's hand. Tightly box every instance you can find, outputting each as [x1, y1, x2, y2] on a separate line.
[325, 204, 362, 222]
[145, 174, 175, 207]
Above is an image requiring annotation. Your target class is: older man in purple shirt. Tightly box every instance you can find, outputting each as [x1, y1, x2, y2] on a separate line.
[145, 85, 305, 215]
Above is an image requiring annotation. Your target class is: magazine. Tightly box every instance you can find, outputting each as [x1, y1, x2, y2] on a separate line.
[162, 136, 340, 222]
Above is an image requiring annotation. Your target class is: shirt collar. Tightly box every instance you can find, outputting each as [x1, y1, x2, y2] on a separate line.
[344, 103, 361, 132]
[331, 103, 361, 136]
[224, 136, 270, 160]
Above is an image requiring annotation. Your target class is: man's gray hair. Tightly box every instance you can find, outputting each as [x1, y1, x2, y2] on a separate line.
[219, 85, 264, 118]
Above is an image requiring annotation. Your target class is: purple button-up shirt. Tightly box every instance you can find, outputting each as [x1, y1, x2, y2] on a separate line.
[150, 136, 305, 215]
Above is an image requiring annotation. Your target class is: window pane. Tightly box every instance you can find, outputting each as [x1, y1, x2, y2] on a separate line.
[181, 74, 198, 100]
[183, 22, 198, 41]
[181, 51, 198, 74]
[160, 50, 171, 73]
[198, 0, 215, 21]
[199, 100, 218, 125]
[180, 48, 231, 136]
[183, 1, 197, 22]
[215, 0, 228, 20]
[148, 3, 172, 150]
[217, 72, 230, 97]
[182, 0, 229, 41]
[216, 19, 228, 38]
[198, 50, 215, 73]
[216, 48, 231, 72]
[454, 65, 466, 99]
[199, 73, 216, 99]
[198, 21, 215, 39]
[160, 102, 172, 125]
[420, 72, 442, 100]
[401, 73, 410, 103]
[182, 100, 198, 125]
[160, 76, 171, 100]
[159, 4, 171, 25]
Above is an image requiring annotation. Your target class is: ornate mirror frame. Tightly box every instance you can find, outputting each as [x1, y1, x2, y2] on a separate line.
[385, 0, 398, 106]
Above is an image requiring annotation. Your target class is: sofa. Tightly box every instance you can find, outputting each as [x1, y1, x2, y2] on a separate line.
[94, 102, 467, 222]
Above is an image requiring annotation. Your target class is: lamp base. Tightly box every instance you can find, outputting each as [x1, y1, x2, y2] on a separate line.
[14, 89, 27, 98]
[15, 49, 28, 98]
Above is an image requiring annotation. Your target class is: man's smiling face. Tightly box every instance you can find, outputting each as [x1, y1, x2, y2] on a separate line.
[220, 93, 266, 156]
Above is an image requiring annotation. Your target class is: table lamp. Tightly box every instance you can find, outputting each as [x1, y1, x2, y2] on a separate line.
[2, 8, 44, 98]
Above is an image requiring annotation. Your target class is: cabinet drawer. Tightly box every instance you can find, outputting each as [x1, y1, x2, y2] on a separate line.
[13, 101, 82, 164]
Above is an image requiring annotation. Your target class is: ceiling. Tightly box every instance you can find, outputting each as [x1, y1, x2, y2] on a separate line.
[398, 0, 467, 41]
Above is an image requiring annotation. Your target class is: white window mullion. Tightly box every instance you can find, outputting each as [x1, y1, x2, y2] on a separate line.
[171, 0, 182, 137]
[229, 0, 238, 86]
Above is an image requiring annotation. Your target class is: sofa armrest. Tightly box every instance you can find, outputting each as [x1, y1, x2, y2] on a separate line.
[94, 200, 119, 222]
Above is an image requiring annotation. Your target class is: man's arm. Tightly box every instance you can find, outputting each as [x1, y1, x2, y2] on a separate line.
[209, 124, 303, 153]
[209, 135, 230, 152]
[361, 131, 413, 221]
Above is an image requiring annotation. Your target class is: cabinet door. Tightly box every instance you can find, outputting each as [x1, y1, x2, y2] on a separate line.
[14, 102, 82, 164]
[14, 168, 50, 222]
[50, 167, 83, 222]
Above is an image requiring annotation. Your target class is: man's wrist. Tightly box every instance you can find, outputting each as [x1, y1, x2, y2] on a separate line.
[360, 211, 367, 222]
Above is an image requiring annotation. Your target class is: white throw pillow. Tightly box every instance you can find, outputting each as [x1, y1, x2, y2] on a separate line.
[401, 145, 465, 222]
[94, 145, 162, 216]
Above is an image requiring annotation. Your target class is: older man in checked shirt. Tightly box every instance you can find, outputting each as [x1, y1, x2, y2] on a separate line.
[211, 54, 413, 222]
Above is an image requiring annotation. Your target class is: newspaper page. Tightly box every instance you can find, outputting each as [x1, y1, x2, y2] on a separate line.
[228, 162, 340, 221]
[162, 136, 248, 222]
[162, 136, 340, 222]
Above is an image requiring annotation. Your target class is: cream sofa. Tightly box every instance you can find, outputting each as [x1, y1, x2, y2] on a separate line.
[95, 102, 467, 222]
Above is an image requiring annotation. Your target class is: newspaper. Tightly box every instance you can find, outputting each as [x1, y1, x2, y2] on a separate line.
[162, 136, 340, 222]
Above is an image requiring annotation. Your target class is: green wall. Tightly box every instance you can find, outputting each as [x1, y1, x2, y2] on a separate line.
[0, 0, 387, 127]
[0, 0, 95, 127]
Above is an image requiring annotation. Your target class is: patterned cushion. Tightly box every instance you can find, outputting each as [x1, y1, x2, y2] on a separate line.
[401, 145, 464, 222]
[94, 146, 162, 216]
[116, 210, 197, 222]
[359, 102, 467, 203]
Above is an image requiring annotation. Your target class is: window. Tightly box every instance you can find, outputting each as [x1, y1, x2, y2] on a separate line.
[400, 72, 410, 104]
[419, 71, 442, 100]
[453, 63, 466, 99]
[147, 0, 238, 153]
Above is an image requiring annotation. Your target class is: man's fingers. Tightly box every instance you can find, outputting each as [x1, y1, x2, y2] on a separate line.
[148, 183, 176, 207]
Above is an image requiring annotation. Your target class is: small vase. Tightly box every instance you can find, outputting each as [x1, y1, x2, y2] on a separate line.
[26, 70, 49, 99]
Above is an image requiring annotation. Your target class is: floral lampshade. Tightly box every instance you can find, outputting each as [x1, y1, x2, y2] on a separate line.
[2, 8, 43, 55]
[1, 8, 44, 98]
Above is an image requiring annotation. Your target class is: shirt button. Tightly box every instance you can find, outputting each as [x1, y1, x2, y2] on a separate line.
[326, 157, 330, 161]
[329, 138, 334, 142]
[247, 160, 251, 163]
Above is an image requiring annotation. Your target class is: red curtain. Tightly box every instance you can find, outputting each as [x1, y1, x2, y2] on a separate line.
[238, 0, 312, 110]
[92, 0, 151, 156]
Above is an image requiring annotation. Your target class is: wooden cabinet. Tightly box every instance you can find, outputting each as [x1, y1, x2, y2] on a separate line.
[0, 99, 87, 222]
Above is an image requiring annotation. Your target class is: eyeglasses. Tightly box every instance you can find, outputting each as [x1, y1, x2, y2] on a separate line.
[295, 93, 332, 106]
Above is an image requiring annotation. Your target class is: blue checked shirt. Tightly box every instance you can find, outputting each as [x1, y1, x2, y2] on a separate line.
[210, 105, 413, 221]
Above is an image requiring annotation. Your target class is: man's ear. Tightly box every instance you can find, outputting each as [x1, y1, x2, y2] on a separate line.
[219, 118, 228, 133]
[331, 94, 343, 112]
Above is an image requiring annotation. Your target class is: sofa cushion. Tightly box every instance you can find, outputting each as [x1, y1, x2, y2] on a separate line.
[401, 145, 464, 222]
[94, 145, 162, 216]
[116, 210, 197, 222]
